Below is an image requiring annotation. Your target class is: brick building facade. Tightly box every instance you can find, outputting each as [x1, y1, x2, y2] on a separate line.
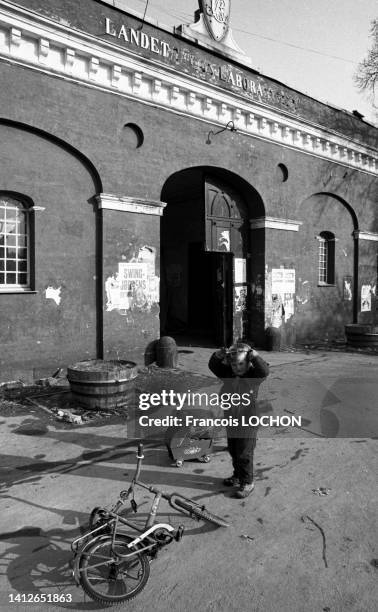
[0, 0, 377, 381]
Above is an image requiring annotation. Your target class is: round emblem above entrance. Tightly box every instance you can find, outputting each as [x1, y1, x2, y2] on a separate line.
[200, 0, 231, 42]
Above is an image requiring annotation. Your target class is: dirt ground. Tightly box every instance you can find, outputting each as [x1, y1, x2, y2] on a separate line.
[0, 349, 377, 612]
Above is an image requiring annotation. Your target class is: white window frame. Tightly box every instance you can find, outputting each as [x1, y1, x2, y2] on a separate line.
[318, 231, 335, 286]
[0, 194, 32, 292]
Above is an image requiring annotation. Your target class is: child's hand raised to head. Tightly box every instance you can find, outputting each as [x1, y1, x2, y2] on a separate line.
[248, 348, 259, 361]
[215, 347, 228, 360]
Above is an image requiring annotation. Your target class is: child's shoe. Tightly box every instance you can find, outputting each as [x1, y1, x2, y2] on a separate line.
[235, 482, 255, 498]
[223, 475, 240, 487]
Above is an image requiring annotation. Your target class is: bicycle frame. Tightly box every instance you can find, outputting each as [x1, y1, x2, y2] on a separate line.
[71, 442, 227, 589]
[71, 445, 184, 563]
[71, 511, 177, 586]
[71, 513, 175, 554]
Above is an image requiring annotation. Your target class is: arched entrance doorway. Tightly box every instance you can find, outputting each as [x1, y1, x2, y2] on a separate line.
[160, 167, 265, 346]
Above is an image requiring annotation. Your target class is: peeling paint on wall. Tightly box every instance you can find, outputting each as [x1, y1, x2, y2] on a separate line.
[271, 294, 284, 328]
[296, 279, 310, 305]
[283, 295, 295, 321]
[264, 267, 272, 328]
[343, 276, 352, 301]
[234, 286, 247, 312]
[45, 286, 61, 305]
[105, 246, 159, 314]
[269, 268, 296, 326]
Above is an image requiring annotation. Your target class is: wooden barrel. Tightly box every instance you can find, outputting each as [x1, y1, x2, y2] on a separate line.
[345, 324, 378, 348]
[265, 326, 281, 351]
[67, 359, 138, 410]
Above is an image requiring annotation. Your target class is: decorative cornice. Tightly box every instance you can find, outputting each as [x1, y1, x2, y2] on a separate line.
[353, 230, 378, 242]
[0, 2, 377, 175]
[250, 217, 302, 231]
[96, 193, 166, 215]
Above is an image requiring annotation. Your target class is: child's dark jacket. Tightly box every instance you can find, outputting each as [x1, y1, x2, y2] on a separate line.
[208, 353, 270, 437]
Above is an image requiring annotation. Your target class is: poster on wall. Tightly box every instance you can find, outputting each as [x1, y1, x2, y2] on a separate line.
[271, 269, 296, 324]
[119, 262, 148, 310]
[105, 262, 148, 311]
[105, 250, 160, 313]
[283, 293, 295, 321]
[271, 294, 284, 328]
[343, 276, 352, 301]
[361, 284, 371, 312]
[234, 258, 246, 283]
[215, 227, 230, 251]
[234, 285, 247, 312]
[272, 268, 296, 295]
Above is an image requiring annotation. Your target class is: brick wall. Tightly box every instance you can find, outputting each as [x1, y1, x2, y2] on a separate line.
[0, 45, 377, 379]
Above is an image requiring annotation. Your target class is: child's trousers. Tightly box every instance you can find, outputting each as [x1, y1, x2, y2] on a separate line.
[227, 436, 257, 484]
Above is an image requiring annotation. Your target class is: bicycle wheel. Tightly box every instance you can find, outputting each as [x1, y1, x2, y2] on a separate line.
[78, 534, 150, 606]
[173, 498, 230, 528]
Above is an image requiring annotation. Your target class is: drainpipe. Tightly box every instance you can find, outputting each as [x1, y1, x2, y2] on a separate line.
[96, 201, 104, 359]
[352, 230, 359, 323]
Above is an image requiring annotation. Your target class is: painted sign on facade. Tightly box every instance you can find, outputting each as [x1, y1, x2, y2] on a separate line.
[103, 18, 300, 113]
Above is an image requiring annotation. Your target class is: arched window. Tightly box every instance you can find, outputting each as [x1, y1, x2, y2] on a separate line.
[0, 194, 32, 290]
[318, 231, 335, 285]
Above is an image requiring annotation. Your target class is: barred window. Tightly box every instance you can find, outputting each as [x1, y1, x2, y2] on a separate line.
[0, 195, 32, 290]
[318, 231, 335, 285]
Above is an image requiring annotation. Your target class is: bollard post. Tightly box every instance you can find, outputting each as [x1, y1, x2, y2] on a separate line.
[156, 336, 178, 368]
[265, 326, 281, 351]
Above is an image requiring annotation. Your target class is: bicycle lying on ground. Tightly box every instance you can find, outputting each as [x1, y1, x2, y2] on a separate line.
[71, 443, 229, 606]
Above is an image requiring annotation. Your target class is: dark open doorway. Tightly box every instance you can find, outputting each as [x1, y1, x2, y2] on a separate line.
[160, 167, 265, 347]
[188, 243, 233, 346]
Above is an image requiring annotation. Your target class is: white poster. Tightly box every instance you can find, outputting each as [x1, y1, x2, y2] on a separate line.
[283, 295, 295, 321]
[234, 286, 247, 312]
[272, 268, 296, 296]
[105, 257, 160, 312]
[234, 258, 246, 283]
[361, 285, 371, 312]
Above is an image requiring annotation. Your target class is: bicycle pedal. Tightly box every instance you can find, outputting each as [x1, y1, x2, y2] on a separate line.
[130, 499, 138, 513]
[175, 525, 185, 542]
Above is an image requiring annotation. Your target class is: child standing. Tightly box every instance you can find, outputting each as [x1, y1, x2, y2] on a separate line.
[208, 342, 269, 498]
